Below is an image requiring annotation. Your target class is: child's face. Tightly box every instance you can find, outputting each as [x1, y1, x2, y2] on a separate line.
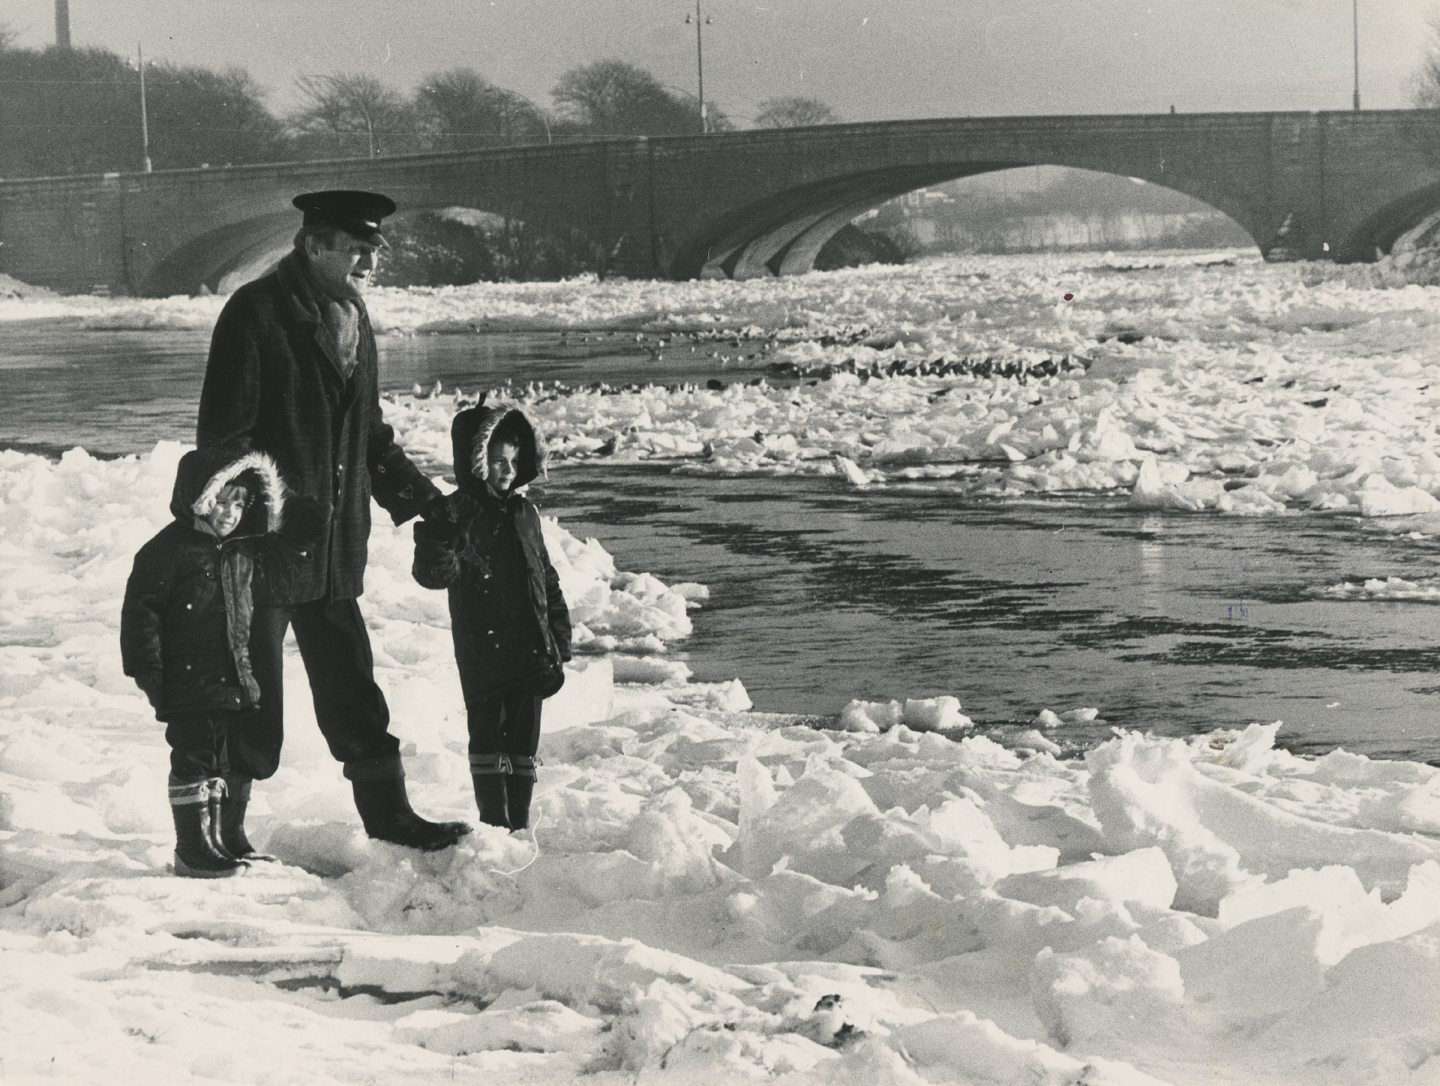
[205, 484, 248, 537]
[476, 440, 521, 496]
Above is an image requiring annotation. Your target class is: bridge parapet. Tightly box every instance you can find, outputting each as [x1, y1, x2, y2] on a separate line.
[1, 111, 1435, 294]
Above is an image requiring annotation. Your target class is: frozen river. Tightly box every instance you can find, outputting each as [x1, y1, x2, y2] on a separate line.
[6, 311, 1440, 760]
[557, 466, 1440, 760]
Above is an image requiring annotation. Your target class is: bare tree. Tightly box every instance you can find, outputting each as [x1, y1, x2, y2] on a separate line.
[415, 68, 549, 150]
[291, 73, 415, 157]
[1414, 15, 1440, 108]
[552, 59, 705, 136]
[148, 64, 289, 166]
[1409, 16, 1440, 167]
[753, 96, 840, 129]
[0, 43, 288, 176]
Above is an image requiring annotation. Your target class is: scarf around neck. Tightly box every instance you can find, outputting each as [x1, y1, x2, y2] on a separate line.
[293, 253, 363, 377]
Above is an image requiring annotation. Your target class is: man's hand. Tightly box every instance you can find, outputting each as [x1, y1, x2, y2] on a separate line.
[420, 493, 474, 544]
[421, 493, 457, 529]
[413, 517, 457, 545]
[279, 494, 326, 552]
[135, 671, 164, 711]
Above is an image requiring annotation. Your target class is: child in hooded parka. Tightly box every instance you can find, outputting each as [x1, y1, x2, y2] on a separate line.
[412, 402, 571, 832]
[121, 448, 319, 877]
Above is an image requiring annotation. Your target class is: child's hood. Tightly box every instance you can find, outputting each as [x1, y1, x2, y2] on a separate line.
[451, 404, 547, 494]
[171, 448, 287, 535]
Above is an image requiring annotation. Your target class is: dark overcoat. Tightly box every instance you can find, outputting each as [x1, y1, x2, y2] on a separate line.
[121, 449, 309, 719]
[197, 252, 439, 603]
[413, 405, 572, 705]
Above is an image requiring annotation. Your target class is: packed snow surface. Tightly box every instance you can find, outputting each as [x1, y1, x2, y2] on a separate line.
[3, 441, 1440, 1085]
[4, 252, 1440, 1084]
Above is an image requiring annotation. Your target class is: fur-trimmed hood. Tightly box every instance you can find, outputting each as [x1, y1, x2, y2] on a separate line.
[451, 404, 548, 496]
[170, 448, 286, 535]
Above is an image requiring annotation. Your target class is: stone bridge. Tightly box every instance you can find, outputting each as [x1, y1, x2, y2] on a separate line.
[1, 110, 1437, 295]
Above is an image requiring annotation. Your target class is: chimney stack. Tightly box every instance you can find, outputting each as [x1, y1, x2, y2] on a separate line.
[55, 0, 72, 49]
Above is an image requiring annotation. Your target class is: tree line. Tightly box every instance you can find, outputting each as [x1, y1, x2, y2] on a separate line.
[0, 34, 839, 179]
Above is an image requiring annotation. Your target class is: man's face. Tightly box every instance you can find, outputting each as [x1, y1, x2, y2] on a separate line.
[306, 233, 380, 298]
[206, 484, 248, 537]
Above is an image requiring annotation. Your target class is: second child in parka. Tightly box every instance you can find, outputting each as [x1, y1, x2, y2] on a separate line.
[413, 404, 572, 831]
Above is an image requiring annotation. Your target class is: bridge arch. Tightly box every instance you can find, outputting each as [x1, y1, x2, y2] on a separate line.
[1337, 181, 1440, 262]
[141, 211, 294, 296]
[675, 161, 1261, 279]
[647, 113, 1440, 281]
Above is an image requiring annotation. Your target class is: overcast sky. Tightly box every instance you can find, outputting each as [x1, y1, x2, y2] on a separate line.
[7, 0, 1436, 123]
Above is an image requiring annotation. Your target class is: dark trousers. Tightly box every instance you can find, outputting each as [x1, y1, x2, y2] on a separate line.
[248, 598, 401, 779]
[166, 710, 255, 782]
[467, 684, 543, 758]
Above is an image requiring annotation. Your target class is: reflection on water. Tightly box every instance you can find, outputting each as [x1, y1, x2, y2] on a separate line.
[548, 465, 1440, 762]
[0, 322, 765, 459]
[1, 325, 212, 458]
[7, 324, 1440, 762]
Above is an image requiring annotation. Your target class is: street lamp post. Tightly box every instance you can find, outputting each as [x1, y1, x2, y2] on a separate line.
[1351, 0, 1361, 110]
[137, 43, 153, 172]
[684, 2, 711, 134]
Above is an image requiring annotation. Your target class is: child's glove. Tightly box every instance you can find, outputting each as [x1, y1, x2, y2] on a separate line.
[535, 661, 566, 699]
[412, 517, 462, 590]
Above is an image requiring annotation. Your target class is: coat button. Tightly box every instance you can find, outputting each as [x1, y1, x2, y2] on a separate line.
[185, 603, 193, 610]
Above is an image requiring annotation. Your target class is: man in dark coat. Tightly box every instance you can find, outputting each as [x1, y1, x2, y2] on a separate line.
[196, 189, 469, 852]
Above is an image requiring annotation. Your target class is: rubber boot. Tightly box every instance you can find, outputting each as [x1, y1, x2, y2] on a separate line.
[507, 756, 540, 831]
[219, 777, 275, 862]
[348, 762, 470, 851]
[470, 753, 513, 829]
[205, 778, 242, 862]
[170, 777, 247, 878]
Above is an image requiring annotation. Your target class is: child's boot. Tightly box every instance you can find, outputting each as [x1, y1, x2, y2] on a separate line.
[507, 756, 540, 831]
[219, 777, 275, 862]
[470, 753, 512, 829]
[170, 777, 248, 878]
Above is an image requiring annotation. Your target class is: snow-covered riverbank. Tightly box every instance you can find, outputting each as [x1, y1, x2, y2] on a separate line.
[5, 252, 1440, 1084]
[3, 442, 1440, 1085]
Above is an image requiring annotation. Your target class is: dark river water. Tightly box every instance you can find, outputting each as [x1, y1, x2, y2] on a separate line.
[7, 321, 1440, 762]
